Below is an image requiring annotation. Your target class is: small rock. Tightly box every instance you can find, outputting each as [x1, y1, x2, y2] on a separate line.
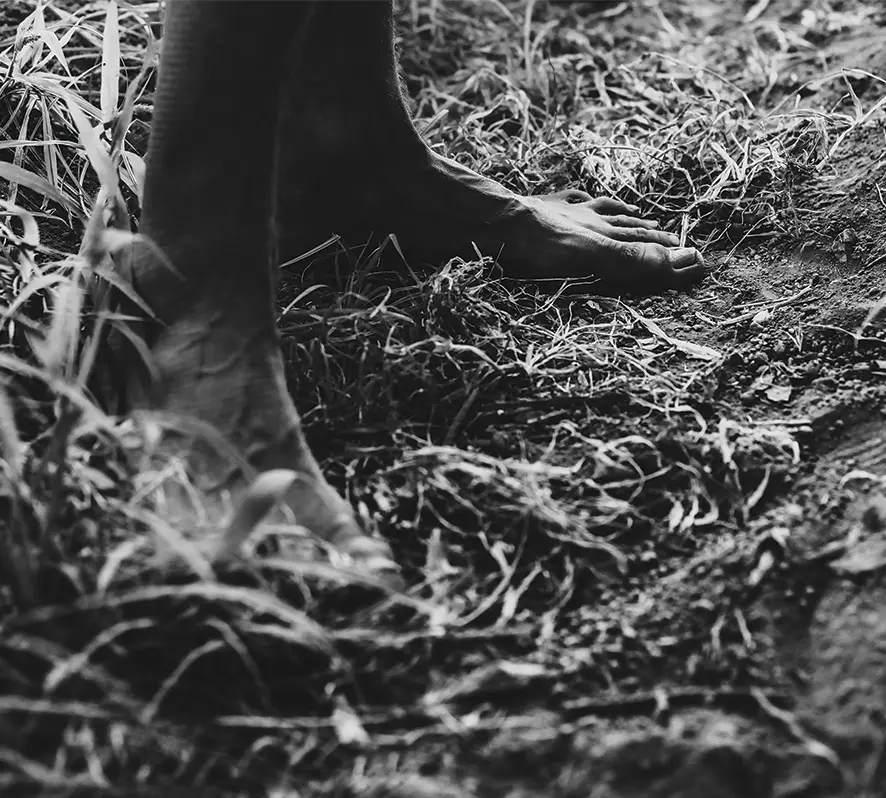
[769, 341, 788, 358]
[750, 309, 771, 328]
[839, 226, 859, 254]
[765, 385, 792, 403]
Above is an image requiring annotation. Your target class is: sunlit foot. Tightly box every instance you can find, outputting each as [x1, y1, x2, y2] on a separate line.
[281, 150, 705, 290]
[132, 315, 400, 585]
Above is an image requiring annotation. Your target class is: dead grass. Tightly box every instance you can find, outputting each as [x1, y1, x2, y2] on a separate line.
[0, 0, 884, 794]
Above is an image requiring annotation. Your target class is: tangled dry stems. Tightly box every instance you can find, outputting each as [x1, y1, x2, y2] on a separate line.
[0, 0, 882, 793]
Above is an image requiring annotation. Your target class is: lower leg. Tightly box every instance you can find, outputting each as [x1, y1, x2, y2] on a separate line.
[277, 1, 704, 288]
[129, 1, 392, 567]
[275, 0, 422, 262]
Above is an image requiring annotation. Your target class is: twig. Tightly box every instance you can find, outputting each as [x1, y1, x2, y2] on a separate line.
[717, 286, 814, 327]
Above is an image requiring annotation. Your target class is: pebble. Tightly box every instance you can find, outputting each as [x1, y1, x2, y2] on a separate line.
[812, 376, 837, 391]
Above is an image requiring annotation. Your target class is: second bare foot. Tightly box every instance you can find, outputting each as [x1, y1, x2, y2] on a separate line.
[281, 150, 705, 290]
[130, 311, 399, 584]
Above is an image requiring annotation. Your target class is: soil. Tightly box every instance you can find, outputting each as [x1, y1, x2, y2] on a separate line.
[348, 1, 886, 795]
[2, 0, 886, 796]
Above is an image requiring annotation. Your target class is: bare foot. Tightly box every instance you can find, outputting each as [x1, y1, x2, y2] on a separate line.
[124, 0, 400, 588]
[280, 150, 705, 290]
[130, 309, 399, 583]
[508, 186, 703, 285]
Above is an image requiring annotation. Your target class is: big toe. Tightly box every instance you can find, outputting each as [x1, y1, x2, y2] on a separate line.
[600, 241, 706, 290]
[646, 244, 706, 287]
[668, 246, 705, 270]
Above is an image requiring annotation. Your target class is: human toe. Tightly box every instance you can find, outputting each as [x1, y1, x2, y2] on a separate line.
[587, 196, 641, 215]
[602, 214, 660, 229]
[607, 225, 681, 247]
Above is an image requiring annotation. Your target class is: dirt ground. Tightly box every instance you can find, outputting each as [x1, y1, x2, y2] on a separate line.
[618, 3, 886, 794]
[354, 1, 886, 793]
[2, 0, 886, 796]
[554, 4, 886, 796]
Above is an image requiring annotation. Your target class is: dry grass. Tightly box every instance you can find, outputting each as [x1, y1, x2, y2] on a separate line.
[0, 0, 883, 794]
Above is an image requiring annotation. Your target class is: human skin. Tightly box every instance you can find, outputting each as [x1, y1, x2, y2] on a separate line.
[125, 1, 705, 577]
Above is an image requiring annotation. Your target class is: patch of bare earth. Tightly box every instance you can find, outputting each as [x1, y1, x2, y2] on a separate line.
[1, 0, 886, 795]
